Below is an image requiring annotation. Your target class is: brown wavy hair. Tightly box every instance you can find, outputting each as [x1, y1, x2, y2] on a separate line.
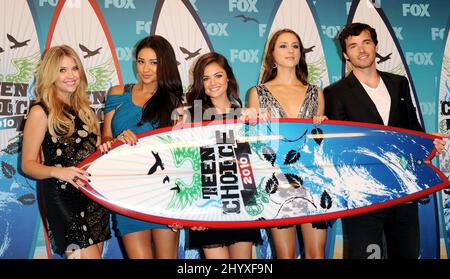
[260, 29, 308, 85]
[186, 52, 241, 110]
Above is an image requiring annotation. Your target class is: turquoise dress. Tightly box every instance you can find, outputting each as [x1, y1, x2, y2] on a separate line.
[105, 84, 168, 236]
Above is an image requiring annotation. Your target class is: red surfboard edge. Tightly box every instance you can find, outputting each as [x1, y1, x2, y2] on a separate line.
[77, 118, 450, 229]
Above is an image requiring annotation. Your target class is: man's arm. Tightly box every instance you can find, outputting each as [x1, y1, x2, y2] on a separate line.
[324, 86, 347, 121]
[400, 76, 424, 132]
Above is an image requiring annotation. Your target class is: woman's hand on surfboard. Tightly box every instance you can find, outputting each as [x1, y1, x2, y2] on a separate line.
[99, 140, 114, 155]
[168, 223, 183, 232]
[51, 166, 91, 189]
[117, 129, 138, 146]
[313, 115, 328, 124]
[431, 133, 450, 154]
[191, 227, 208, 231]
[240, 108, 270, 122]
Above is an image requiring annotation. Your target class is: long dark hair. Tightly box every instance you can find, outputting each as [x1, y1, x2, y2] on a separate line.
[135, 35, 183, 127]
[186, 52, 241, 111]
[260, 29, 308, 85]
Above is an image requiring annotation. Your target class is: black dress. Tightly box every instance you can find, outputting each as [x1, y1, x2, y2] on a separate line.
[36, 104, 111, 256]
[187, 106, 262, 249]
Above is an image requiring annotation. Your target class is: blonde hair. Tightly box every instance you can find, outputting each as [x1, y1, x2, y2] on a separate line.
[34, 45, 99, 138]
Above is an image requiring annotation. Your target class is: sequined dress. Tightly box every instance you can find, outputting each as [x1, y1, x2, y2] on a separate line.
[255, 84, 331, 230]
[36, 104, 111, 256]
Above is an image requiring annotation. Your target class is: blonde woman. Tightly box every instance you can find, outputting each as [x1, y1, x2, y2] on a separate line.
[22, 45, 110, 259]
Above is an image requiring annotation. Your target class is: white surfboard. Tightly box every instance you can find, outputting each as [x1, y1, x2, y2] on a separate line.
[347, 0, 423, 125]
[151, 0, 213, 91]
[0, 0, 40, 144]
[0, 0, 41, 259]
[44, 0, 123, 258]
[46, 0, 123, 121]
[262, 0, 330, 88]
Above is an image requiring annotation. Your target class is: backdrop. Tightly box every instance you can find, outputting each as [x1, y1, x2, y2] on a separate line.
[0, 0, 448, 259]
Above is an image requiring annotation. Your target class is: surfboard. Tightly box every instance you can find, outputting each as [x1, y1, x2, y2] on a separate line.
[346, 0, 440, 259]
[263, 0, 329, 88]
[77, 119, 449, 229]
[347, 0, 423, 125]
[151, 0, 212, 258]
[0, 0, 41, 258]
[438, 20, 450, 258]
[44, 0, 123, 258]
[151, 0, 213, 91]
[46, 0, 123, 123]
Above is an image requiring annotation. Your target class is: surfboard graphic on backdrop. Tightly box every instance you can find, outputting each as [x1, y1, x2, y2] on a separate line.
[151, 0, 213, 91]
[78, 120, 449, 229]
[44, 0, 122, 258]
[437, 22, 450, 257]
[346, 0, 423, 125]
[46, 0, 123, 123]
[261, 0, 330, 88]
[0, 0, 40, 258]
[347, 0, 440, 258]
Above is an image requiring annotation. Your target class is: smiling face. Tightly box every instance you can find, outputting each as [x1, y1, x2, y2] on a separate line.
[272, 32, 301, 69]
[54, 55, 80, 98]
[202, 62, 229, 102]
[343, 30, 377, 71]
[136, 47, 158, 85]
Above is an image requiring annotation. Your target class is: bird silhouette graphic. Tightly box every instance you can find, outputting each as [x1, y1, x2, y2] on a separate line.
[79, 44, 102, 58]
[0, 46, 4, 53]
[304, 45, 315, 54]
[376, 52, 392, 64]
[7, 34, 30, 49]
[234, 15, 259, 24]
[147, 151, 164, 175]
[180, 47, 201, 60]
[170, 182, 181, 193]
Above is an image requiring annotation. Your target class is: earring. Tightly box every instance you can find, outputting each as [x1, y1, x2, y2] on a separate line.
[273, 63, 277, 69]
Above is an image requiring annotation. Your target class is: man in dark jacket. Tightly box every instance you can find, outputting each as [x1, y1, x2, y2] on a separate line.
[324, 22, 447, 259]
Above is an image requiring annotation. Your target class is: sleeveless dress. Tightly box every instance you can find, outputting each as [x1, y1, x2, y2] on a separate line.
[104, 84, 168, 236]
[37, 103, 111, 256]
[255, 84, 330, 230]
[188, 106, 262, 249]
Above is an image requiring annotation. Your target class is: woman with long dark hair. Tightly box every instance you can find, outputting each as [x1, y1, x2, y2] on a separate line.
[184, 52, 262, 259]
[248, 29, 328, 259]
[102, 35, 183, 258]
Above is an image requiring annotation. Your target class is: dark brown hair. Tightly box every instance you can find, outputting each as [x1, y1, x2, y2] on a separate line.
[260, 29, 308, 85]
[135, 35, 183, 127]
[186, 52, 241, 110]
[338, 22, 378, 54]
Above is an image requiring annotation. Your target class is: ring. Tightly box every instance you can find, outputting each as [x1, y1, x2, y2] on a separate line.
[72, 176, 79, 183]
[121, 134, 126, 139]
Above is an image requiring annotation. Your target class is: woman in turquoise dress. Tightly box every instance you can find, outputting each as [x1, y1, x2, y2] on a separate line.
[102, 35, 183, 258]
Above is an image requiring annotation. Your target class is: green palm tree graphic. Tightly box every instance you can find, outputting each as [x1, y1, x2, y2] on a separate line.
[157, 135, 202, 210]
[86, 58, 116, 92]
[1, 52, 40, 83]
